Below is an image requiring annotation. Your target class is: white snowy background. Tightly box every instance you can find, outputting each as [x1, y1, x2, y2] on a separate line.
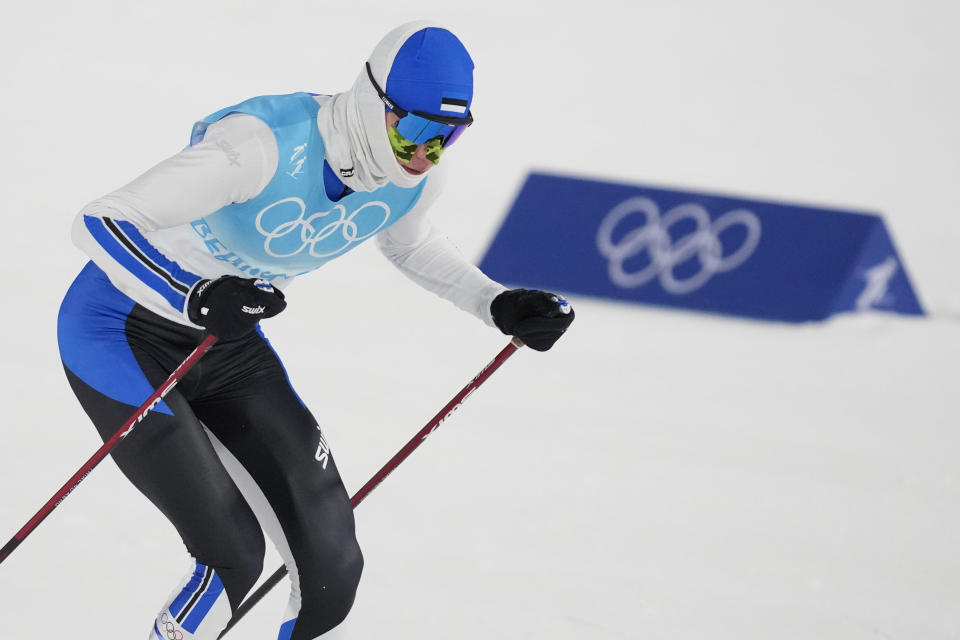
[1, 1, 959, 638]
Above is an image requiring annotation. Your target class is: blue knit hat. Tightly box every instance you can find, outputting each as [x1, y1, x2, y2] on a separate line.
[385, 28, 474, 118]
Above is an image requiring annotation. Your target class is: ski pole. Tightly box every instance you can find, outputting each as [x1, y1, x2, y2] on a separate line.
[0, 333, 219, 566]
[218, 337, 524, 638]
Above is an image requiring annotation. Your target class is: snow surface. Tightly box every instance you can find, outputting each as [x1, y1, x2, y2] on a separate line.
[1, 1, 959, 638]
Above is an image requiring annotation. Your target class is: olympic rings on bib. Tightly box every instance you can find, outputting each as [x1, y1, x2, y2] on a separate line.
[255, 197, 392, 259]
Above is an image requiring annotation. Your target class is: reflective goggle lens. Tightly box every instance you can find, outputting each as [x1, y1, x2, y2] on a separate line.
[394, 112, 470, 147]
[423, 138, 445, 164]
[443, 123, 469, 146]
[387, 125, 446, 165]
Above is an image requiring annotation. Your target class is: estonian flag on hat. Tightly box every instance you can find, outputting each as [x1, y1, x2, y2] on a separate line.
[440, 97, 469, 114]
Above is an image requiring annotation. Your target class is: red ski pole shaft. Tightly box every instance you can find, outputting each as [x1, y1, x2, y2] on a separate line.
[0, 333, 218, 566]
[218, 337, 523, 639]
[351, 336, 523, 505]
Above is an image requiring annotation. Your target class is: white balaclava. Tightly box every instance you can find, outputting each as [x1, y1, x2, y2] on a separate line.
[317, 21, 471, 192]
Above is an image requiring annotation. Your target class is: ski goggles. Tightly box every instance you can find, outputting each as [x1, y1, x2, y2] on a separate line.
[387, 125, 445, 164]
[366, 62, 473, 148]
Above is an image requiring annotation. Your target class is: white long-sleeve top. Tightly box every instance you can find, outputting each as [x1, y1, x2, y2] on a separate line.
[73, 113, 506, 328]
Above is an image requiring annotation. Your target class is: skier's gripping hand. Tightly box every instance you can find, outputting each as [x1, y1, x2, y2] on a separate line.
[187, 276, 287, 340]
[491, 289, 574, 352]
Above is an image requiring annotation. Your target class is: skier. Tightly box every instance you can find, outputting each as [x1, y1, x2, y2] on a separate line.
[56, 20, 574, 640]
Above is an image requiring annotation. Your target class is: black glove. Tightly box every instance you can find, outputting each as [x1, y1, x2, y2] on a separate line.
[490, 289, 575, 352]
[187, 276, 287, 340]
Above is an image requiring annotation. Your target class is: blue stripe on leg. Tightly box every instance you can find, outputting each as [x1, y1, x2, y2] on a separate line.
[169, 561, 207, 618]
[278, 618, 297, 640]
[182, 571, 225, 633]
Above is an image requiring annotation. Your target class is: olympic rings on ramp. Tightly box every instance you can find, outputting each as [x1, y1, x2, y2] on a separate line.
[596, 197, 762, 295]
